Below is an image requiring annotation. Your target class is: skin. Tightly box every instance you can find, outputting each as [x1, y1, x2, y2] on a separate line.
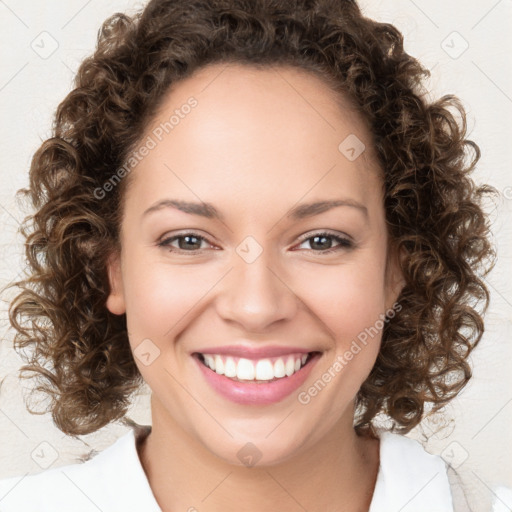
[106, 63, 405, 512]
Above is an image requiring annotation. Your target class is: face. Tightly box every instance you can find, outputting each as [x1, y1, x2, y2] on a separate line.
[106, 63, 404, 466]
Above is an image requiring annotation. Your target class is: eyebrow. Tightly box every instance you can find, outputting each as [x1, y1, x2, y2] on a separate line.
[142, 198, 368, 221]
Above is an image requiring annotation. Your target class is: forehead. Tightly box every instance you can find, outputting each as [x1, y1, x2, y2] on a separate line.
[154, 62, 372, 147]
[122, 63, 383, 218]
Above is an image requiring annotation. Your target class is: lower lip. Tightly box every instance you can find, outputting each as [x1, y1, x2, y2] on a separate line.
[194, 353, 320, 405]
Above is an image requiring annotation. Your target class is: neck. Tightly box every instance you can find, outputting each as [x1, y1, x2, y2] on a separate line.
[138, 396, 380, 512]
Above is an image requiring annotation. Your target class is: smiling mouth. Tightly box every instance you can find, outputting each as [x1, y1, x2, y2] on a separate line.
[194, 351, 320, 383]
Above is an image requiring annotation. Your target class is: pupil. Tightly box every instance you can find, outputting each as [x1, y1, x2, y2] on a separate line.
[180, 235, 200, 250]
[312, 235, 331, 250]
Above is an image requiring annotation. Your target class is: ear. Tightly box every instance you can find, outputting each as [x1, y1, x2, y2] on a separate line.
[384, 243, 407, 311]
[105, 250, 126, 315]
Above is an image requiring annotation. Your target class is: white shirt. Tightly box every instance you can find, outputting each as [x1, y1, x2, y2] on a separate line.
[0, 425, 460, 511]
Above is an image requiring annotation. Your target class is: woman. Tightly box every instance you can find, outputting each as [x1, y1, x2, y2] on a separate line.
[0, 0, 496, 510]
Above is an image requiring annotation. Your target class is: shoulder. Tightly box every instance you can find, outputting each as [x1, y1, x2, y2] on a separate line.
[369, 430, 454, 512]
[378, 430, 449, 470]
[0, 426, 158, 512]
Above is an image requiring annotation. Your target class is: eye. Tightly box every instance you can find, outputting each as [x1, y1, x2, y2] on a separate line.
[158, 232, 213, 253]
[294, 231, 354, 255]
[157, 230, 354, 255]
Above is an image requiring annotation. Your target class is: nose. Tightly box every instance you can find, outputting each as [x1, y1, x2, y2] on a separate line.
[215, 245, 298, 333]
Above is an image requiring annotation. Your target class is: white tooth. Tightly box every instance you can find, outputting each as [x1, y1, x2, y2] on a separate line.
[255, 359, 274, 380]
[285, 356, 295, 377]
[215, 355, 225, 375]
[301, 354, 308, 365]
[273, 358, 286, 378]
[224, 357, 237, 378]
[204, 355, 215, 370]
[237, 358, 255, 380]
[294, 358, 301, 372]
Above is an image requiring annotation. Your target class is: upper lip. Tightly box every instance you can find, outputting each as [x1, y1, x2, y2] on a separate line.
[193, 344, 317, 359]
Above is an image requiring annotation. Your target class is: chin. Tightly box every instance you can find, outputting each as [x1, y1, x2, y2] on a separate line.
[209, 437, 306, 468]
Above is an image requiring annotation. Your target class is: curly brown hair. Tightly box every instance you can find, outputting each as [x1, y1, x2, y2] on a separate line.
[4, 0, 496, 438]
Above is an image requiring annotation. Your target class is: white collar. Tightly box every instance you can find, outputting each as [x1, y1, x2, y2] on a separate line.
[369, 429, 454, 511]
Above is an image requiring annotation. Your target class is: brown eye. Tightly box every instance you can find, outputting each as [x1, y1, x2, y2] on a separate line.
[295, 232, 353, 254]
[158, 232, 210, 252]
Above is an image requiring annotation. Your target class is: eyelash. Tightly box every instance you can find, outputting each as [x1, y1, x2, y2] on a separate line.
[157, 231, 354, 255]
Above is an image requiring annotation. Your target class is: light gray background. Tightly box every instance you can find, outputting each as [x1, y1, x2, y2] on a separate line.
[0, 1, 511, 511]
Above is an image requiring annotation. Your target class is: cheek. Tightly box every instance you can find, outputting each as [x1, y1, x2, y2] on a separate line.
[292, 257, 388, 402]
[121, 254, 209, 348]
[298, 261, 388, 340]
[293, 267, 386, 416]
